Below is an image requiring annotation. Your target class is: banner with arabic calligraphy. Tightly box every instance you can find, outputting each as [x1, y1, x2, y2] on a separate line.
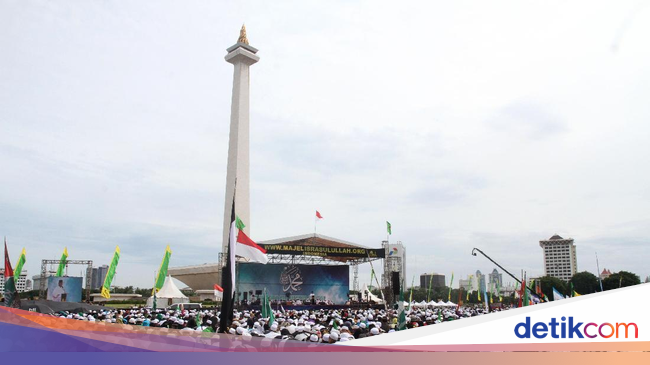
[237, 263, 350, 305]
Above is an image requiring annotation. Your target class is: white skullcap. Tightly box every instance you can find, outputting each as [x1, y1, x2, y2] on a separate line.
[310, 334, 319, 342]
[370, 328, 379, 335]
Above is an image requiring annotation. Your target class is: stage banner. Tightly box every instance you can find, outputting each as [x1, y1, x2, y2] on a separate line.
[46, 276, 82, 303]
[237, 263, 349, 304]
[257, 244, 385, 258]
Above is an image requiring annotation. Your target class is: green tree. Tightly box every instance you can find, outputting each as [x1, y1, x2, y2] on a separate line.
[603, 271, 640, 290]
[570, 271, 599, 295]
[539, 276, 567, 301]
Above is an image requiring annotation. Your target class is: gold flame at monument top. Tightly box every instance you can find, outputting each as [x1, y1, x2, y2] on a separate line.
[238, 24, 249, 45]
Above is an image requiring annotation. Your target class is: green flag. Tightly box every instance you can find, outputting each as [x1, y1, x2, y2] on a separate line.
[14, 248, 26, 283]
[386, 221, 392, 235]
[261, 288, 275, 326]
[236, 216, 246, 231]
[56, 247, 68, 277]
[448, 272, 454, 301]
[466, 275, 473, 301]
[101, 246, 120, 299]
[153, 245, 172, 294]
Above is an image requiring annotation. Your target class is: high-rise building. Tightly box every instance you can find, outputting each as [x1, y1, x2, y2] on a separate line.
[488, 268, 503, 291]
[540, 234, 577, 282]
[91, 265, 109, 290]
[0, 269, 28, 292]
[420, 273, 446, 289]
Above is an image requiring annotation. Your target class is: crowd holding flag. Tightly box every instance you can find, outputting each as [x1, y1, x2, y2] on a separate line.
[56, 247, 68, 277]
[100, 246, 120, 299]
[552, 287, 565, 301]
[261, 288, 275, 326]
[153, 245, 172, 295]
[14, 247, 26, 283]
[3, 239, 20, 308]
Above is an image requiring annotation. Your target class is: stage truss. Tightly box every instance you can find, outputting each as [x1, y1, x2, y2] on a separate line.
[39, 259, 93, 300]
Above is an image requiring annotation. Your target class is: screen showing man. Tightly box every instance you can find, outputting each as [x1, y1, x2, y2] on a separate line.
[51, 280, 67, 302]
[47, 277, 82, 302]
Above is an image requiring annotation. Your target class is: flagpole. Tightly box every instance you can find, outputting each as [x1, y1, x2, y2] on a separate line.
[595, 251, 604, 292]
[366, 251, 388, 311]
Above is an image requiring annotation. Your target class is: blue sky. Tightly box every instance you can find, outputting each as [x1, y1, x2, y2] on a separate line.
[1, 1, 649, 288]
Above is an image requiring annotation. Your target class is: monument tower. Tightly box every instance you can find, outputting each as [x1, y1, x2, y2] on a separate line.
[222, 25, 259, 258]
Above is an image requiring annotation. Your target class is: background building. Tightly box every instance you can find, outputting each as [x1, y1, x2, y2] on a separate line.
[0, 269, 28, 293]
[600, 269, 612, 280]
[420, 273, 446, 289]
[91, 265, 109, 290]
[488, 268, 503, 291]
[540, 234, 578, 281]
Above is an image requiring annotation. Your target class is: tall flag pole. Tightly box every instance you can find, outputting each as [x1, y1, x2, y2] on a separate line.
[483, 280, 489, 312]
[408, 275, 415, 310]
[219, 196, 237, 333]
[152, 245, 172, 295]
[315, 210, 323, 234]
[447, 272, 454, 301]
[366, 251, 388, 311]
[3, 238, 21, 308]
[466, 274, 473, 301]
[56, 248, 69, 277]
[386, 221, 392, 243]
[14, 248, 26, 283]
[100, 246, 120, 299]
[595, 252, 604, 292]
[427, 272, 434, 302]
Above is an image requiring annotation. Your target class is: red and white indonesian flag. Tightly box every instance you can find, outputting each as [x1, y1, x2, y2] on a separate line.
[236, 230, 268, 264]
[316, 210, 323, 219]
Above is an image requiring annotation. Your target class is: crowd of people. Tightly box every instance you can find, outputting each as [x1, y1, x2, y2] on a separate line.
[50, 304, 513, 343]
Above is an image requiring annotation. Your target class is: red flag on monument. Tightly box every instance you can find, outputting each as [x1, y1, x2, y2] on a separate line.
[316, 210, 323, 219]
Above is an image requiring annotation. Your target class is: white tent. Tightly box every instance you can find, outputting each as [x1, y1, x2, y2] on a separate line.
[445, 300, 456, 307]
[427, 300, 438, 307]
[362, 285, 384, 304]
[146, 276, 189, 308]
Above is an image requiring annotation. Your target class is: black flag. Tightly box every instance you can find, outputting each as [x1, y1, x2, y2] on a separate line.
[218, 199, 237, 333]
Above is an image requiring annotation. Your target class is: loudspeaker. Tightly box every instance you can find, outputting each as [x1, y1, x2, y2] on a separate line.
[391, 271, 400, 296]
